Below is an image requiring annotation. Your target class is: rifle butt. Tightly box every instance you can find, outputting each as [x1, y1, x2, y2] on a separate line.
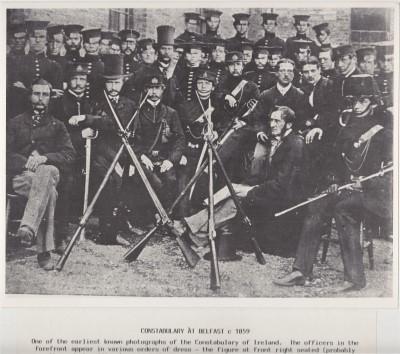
[250, 236, 266, 265]
[209, 239, 221, 290]
[55, 226, 83, 271]
[124, 226, 158, 262]
[176, 236, 200, 268]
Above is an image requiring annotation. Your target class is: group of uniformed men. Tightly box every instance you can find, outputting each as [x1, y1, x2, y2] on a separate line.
[6, 10, 394, 292]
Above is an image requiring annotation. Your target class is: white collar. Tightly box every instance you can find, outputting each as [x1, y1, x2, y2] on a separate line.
[276, 83, 292, 96]
[68, 89, 84, 98]
[147, 99, 160, 107]
[345, 66, 357, 78]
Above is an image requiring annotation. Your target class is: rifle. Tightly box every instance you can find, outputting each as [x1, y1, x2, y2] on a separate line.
[104, 91, 200, 268]
[275, 163, 393, 218]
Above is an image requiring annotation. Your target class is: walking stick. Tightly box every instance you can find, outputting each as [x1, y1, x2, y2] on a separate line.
[56, 92, 149, 271]
[104, 91, 200, 268]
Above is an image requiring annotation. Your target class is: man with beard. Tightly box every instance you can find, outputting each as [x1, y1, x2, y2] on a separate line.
[286, 15, 316, 61]
[175, 12, 202, 42]
[226, 13, 251, 51]
[312, 23, 333, 49]
[8, 20, 63, 119]
[375, 43, 394, 109]
[207, 39, 228, 84]
[46, 25, 68, 83]
[7, 78, 76, 270]
[122, 72, 185, 222]
[356, 47, 377, 76]
[78, 54, 135, 245]
[202, 9, 223, 42]
[274, 75, 392, 292]
[7, 22, 27, 57]
[248, 58, 306, 179]
[119, 28, 140, 75]
[318, 45, 336, 79]
[170, 106, 308, 256]
[81, 28, 105, 100]
[244, 46, 277, 92]
[63, 24, 83, 62]
[255, 13, 286, 54]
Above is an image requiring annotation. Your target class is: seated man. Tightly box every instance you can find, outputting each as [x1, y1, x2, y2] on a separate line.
[7, 78, 76, 270]
[171, 106, 309, 253]
[274, 75, 392, 292]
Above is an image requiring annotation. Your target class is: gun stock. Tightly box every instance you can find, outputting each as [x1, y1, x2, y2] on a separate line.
[124, 226, 158, 262]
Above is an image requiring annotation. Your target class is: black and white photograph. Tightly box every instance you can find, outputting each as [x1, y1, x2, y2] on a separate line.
[4, 4, 396, 300]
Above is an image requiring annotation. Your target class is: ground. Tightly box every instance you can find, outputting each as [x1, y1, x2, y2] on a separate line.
[5, 221, 393, 298]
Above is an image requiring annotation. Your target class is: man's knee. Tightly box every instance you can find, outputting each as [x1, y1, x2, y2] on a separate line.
[253, 143, 268, 159]
[36, 164, 60, 183]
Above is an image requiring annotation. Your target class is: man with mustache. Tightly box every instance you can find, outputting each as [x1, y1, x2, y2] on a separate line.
[63, 24, 83, 62]
[119, 28, 140, 75]
[47, 25, 69, 84]
[7, 78, 76, 270]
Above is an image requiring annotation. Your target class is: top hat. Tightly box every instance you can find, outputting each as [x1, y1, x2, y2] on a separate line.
[261, 13, 279, 23]
[64, 24, 83, 36]
[102, 54, 129, 79]
[119, 29, 140, 41]
[226, 51, 244, 63]
[293, 15, 310, 24]
[342, 74, 380, 98]
[157, 25, 175, 46]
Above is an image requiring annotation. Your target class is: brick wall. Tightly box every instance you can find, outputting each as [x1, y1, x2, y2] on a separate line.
[8, 7, 392, 47]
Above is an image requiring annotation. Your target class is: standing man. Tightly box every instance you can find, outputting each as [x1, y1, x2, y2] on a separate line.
[64, 24, 83, 62]
[7, 22, 27, 57]
[119, 28, 140, 75]
[176, 12, 202, 42]
[286, 15, 316, 60]
[207, 39, 228, 84]
[225, 13, 251, 51]
[99, 30, 116, 56]
[318, 45, 336, 79]
[7, 79, 76, 270]
[202, 9, 223, 41]
[255, 13, 285, 53]
[292, 39, 314, 86]
[356, 47, 377, 75]
[47, 25, 68, 83]
[312, 23, 332, 49]
[375, 43, 394, 109]
[274, 75, 392, 292]
[266, 46, 284, 73]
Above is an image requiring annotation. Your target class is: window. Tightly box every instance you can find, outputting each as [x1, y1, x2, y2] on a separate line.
[109, 9, 134, 31]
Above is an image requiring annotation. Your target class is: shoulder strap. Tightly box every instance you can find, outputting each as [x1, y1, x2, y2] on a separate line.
[354, 124, 384, 148]
[231, 79, 248, 97]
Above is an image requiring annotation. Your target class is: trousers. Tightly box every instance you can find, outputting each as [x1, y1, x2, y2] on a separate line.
[12, 165, 60, 253]
[293, 190, 366, 287]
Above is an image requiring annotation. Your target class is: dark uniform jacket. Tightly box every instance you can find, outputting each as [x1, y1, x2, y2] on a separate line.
[250, 84, 306, 132]
[202, 31, 223, 42]
[132, 101, 185, 165]
[208, 61, 227, 85]
[244, 131, 309, 210]
[65, 49, 83, 63]
[321, 68, 337, 80]
[7, 110, 76, 177]
[81, 54, 105, 100]
[48, 54, 69, 83]
[122, 53, 140, 75]
[174, 64, 205, 103]
[244, 68, 277, 93]
[225, 33, 250, 51]
[175, 31, 201, 42]
[254, 32, 286, 54]
[375, 71, 393, 108]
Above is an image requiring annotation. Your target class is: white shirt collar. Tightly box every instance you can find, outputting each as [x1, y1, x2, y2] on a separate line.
[147, 99, 161, 107]
[68, 89, 84, 98]
[276, 83, 292, 96]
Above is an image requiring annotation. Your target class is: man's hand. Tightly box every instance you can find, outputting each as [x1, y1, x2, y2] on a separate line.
[160, 159, 173, 173]
[69, 115, 86, 126]
[81, 127, 97, 139]
[52, 89, 64, 98]
[305, 128, 323, 144]
[13, 81, 26, 90]
[179, 155, 188, 166]
[25, 154, 47, 172]
[233, 183, 254, 197]
[257, 132, 268, 143]
[233, 119, 246, 130]
[141, 154, 154, 171]
[326, 183, 339, 194]
[225, 94, 237, 108]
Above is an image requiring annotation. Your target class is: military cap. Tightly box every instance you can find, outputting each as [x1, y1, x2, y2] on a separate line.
[203, 9, 223, 19]
[226, 51, 244, 63]
[232, 13, 250, 22]
[47, 25, 64, 38]
[119, 29, 140, 41]
[239, 40, 254, 51]
[312, 22, 329, 34]
[174, 39, 185, 53]
[66, 62, 89, 78]
[64, 24, 83, 36]
[261, 13, 279, 23]
[137, 38, 156, 53]
[206, 38, 226, 49]
[110, 36, 122, 47]
[332, 45, 355, 60]
[26, 20, 49, 34]
[81, 28, 101, 42]
[342, 74, 380, 98]
[157, 25, 175, 46]
[196, 69, 217, 84]
[254, 45, 270, 56]
[375, 42, 394, 60]
[293, 39, 313, 51]
[102, 54, 129, 79]
[267, 46, 284, 56]
[144, 72, 166, 87]
[184, 12, 202, 22]
[181, 37, 204, 51]
[101, 30, 116, 40]
[8, 22, 27, 37]
[293, 15, 310, 24]
[356, 47, 376, 62]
